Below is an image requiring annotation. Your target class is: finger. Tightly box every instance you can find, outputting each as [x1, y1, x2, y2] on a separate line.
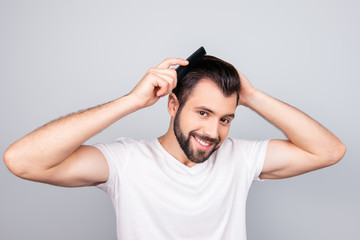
[157, 72, 177, 91]
[148, 68, 177, 89]
[154, 77, 172, 97]
[156, 58, 189, 69]
[149, 68, 177, 77]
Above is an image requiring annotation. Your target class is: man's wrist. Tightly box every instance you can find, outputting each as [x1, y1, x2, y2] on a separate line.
[120, 93, 146, 112]
[239, 88, 260, 108]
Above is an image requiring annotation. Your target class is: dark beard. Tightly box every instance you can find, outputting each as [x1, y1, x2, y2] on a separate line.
[173, 108, 220, 164]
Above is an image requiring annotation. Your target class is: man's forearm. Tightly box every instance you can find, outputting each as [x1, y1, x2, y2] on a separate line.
[244, 89, 345, 161]
[4, 95, 140, 172]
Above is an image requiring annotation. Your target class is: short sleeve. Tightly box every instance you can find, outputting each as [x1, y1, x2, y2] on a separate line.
[251, 140, 269, 182]
[93, 139, 129, 197]
[221, 138, 269, 183]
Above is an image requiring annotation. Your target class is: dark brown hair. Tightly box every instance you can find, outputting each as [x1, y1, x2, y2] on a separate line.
[172, 55, 241, 107]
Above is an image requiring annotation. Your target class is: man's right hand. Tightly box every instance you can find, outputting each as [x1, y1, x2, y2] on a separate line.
[129, 58, 189, 109]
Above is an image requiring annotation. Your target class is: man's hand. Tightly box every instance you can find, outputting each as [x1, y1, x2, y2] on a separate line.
[236, 70, 256, 107]
[129, 58, 189, 109]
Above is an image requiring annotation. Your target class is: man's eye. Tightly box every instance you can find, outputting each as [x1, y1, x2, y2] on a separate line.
[221, 118, 230, 124]
[199, 111, 207, 117]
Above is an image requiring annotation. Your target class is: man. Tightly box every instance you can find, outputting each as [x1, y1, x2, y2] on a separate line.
[4, 55, 346, 239]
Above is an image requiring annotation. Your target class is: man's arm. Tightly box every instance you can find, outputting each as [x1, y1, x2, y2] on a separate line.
[237, 71, 346, 179]
[3, 58, 189, 187]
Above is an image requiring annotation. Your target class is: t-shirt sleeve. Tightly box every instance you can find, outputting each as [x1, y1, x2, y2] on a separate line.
[93, 139, 129, 197]
[250, 140, 269, 182]
[230, 138, 269, 182]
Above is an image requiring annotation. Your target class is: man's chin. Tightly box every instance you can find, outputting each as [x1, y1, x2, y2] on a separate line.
[188, 144, 220, 164]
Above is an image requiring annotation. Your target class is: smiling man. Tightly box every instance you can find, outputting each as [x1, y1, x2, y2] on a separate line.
[4, 55, 346, 239]
[162, 56, 240, 167]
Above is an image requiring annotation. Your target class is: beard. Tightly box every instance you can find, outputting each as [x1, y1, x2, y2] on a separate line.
[173, 108, 221, 164]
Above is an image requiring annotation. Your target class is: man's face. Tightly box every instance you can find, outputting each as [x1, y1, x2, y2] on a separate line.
[173, 79, 238, 164]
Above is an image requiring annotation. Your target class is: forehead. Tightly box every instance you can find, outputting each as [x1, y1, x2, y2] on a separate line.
[184, 78, 237, 113]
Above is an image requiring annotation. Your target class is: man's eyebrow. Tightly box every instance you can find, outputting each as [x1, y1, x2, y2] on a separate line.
[195, 106, 235, 118]
[195, 106, 214, 114]
[224, 113, 235, 119]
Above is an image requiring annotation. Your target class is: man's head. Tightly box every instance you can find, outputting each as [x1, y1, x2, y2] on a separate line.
[168, 55, 241, 164]
[172, 55, 241, 108]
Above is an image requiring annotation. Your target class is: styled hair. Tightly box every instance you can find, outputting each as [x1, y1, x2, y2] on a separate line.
[172, 55, 241, 107]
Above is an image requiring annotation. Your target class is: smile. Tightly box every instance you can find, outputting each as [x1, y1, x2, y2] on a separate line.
[193, 135, 211, 147]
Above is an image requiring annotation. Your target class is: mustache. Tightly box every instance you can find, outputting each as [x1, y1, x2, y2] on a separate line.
[189, 131, 220, 145]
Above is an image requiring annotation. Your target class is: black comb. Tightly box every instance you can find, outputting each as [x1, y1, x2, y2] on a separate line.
[176, 46, 207, 81]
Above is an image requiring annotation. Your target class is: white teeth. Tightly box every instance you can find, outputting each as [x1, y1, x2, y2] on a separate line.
[195, 136, 210, 147]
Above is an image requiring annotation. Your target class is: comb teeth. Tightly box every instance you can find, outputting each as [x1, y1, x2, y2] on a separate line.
[176, 46, 207, 81]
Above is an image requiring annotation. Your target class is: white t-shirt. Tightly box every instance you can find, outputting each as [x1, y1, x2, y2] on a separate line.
[95, 137, 268, 240]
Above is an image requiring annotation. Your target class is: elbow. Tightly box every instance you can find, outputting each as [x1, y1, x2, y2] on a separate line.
[326, 141, 347, 166]
[336, 142, 347, 162]
[3, 146, 29, 179]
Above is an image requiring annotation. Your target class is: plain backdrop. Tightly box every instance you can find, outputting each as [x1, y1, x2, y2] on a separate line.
[1, 0, 359, 239]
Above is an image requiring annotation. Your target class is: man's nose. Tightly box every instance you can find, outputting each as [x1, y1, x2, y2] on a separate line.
[203, 120, 219, 139]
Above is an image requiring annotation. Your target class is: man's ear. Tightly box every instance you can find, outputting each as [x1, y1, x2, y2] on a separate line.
[168, 93, 180, 117]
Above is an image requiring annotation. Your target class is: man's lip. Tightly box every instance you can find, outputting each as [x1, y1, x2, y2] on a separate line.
[192, 135, 214, 150]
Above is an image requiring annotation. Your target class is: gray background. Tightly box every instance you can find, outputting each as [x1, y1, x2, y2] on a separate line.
[1, 0, 359, 239]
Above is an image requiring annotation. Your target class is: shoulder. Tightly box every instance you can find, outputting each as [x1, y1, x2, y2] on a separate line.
[114, 137, 158, 152]
[220, 137, 269, 154]
[216, 138, 269, 168]
[95, 137, 156, 154]
[216, 138, 269, 179]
